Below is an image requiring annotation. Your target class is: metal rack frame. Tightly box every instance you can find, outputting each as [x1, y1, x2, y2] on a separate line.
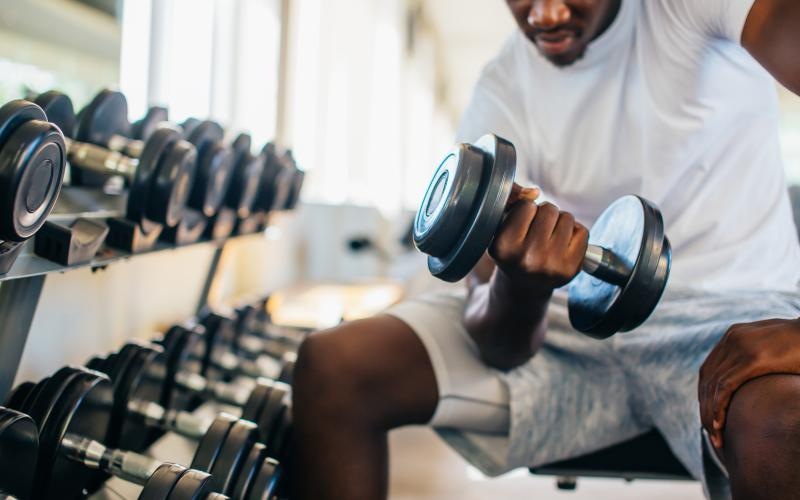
[0, 187, 236, 399]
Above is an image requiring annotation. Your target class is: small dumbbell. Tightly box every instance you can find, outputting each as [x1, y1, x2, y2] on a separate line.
[34, 91, 196, 230]
[147, 329, 292, 458]
[74, 90, 169, 158]
[5, 367, 278, 499]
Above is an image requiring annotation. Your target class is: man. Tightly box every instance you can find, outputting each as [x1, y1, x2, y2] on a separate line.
[293, 1, 800, 499]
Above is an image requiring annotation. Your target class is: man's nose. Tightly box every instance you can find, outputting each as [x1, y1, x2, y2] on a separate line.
[528, 0, 571, 29]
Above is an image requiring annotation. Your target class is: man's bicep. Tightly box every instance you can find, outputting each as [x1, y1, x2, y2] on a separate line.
[742, 0, 800, 95]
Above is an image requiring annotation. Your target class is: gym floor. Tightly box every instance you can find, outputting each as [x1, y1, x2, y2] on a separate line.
[388, 428, 705, 499]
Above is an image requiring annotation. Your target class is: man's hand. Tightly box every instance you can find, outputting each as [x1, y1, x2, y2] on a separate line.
[489, 183, 589, 297]
[699, 318, 800, 449]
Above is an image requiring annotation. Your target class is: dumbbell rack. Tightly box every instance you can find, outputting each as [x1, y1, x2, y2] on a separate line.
[0, 185, 254, 404]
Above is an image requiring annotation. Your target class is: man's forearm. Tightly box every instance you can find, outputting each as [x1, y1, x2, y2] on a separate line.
[464, 272, 550, 371]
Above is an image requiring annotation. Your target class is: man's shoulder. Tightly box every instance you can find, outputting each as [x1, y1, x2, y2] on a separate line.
[475, 32, 530, 95]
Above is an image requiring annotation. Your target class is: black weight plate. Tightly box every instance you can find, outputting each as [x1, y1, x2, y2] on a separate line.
[246, 456, 281, 500]
[226, 154, 265, 218]
[34, 90, 77, 138]
[181, 118, 201, 138]
[0, 408, 39, 499]
[48, 370, 113, 500]
[108, 343, 154, 450]
[164, 326, 203, 411]
[128, 126, 181, 228]
[122, 345, 167, 452]
[75, 90, 129, 146]
[252, 148, 279, 212]
[209, 419, 259, 495]
[5, 381, 35, 410]
[284, 169, 305, 210]
[147, 139, 197, 227]
[270, 406, 292, 461]
[0, 100, 47, 146]
[170, 467, 216, 500]
[425, 135, 515, 282]
[231, 443, 267, 500]
[190, 413, 237, 471]
[257, 381, 289, 447]
[85, 355, 106, 372]
[268, 165, 294, 213]
[232, 133, 252, 159]
[568, 196, 670, 338]
[132, 106, 169, 141]
[189, 143, 234, 217]
[187, 120, 224, 154]
[241, 382, 271, 423]
[138, 463, 188, 500]
[0, 120, 66, 242]
[17, 378, 48, 415]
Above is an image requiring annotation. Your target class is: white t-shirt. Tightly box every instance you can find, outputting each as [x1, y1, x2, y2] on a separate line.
[457, 0, 800, 293]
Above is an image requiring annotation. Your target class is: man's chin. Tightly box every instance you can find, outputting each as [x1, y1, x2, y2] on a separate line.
[536, 42, 587, 67]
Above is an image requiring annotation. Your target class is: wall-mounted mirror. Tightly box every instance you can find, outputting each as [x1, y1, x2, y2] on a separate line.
[0, 0, 121, 108]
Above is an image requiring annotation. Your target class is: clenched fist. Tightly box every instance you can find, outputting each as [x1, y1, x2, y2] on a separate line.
[489, 183, 589, 296]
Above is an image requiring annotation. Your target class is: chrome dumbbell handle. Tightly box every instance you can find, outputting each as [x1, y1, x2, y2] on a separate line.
[127, 399, 210, 440]
[107, 134, 145, 158]
[582, 244, 632, 287]
[65, 137, 138, 178]
[62, 433, 159, 486]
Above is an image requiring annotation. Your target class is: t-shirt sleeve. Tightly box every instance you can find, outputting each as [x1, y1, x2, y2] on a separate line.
[669, 0, 756, 42]
[454, 58, 535, 185]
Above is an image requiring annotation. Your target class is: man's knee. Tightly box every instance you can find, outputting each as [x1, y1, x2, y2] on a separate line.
[293, 315, 439, 427]
[724, 374, 800, 500]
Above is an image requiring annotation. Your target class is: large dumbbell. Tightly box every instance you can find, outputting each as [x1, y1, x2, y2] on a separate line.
[34, 91, 196, 230]
[138, 463, 225, 500]
[0, 407, 39, 499]
[4, 367, 278, 499]
[413, 134, 672, 339]
[0, 100, 67, 273]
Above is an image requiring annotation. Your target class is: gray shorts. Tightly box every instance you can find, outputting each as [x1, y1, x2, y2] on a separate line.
[385, 286, 800, 498]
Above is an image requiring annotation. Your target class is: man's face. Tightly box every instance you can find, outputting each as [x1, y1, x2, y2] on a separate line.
[506, 0, 621, 66]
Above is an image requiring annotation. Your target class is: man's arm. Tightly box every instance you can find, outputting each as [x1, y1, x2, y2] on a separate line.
[462, 185, 588, 371]
[699, 318, 800, 449]
[743, 0, 800, 95]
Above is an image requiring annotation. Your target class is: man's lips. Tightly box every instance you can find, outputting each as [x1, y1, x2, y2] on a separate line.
[534, 30, 578, 55]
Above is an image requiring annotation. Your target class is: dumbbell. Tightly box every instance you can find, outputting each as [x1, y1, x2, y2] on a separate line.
[0, 100, 66, 273]
[413, 134, 672, 339]
[148, 328, 293, 458]
[0, 407, 39, 499]
[34, 91, 197, 230]
[75, 90, 169, 158]
[4, 367, 279, 499]
[89, 344, 286, 496]
[138, 463, 226, 500]
[193, 312, 297, 384]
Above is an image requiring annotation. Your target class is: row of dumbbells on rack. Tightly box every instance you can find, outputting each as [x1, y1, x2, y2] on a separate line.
[0, 89, 305, 274]
[0, 298, 306, 499]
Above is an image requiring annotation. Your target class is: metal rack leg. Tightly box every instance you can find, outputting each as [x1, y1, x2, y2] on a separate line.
[0, 275, 46, 399]
[196, 244, 226, 315]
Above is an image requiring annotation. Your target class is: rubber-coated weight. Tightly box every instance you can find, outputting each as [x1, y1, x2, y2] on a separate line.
[138, 463, 187, 500]
[132, 106, 169, 142]
[208, 419, 258, 495]
[34, 91, 77, 138]
[75, 90, 129, 146]
[231, 443, 267, 500]
[147, 138, 197, 227]
[190, 414, 236, 472]
[0, 408, 39, 500]
[128, 126, 181, 228]
[170, 467, 216, 500]
[0, 100, 66, 242]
